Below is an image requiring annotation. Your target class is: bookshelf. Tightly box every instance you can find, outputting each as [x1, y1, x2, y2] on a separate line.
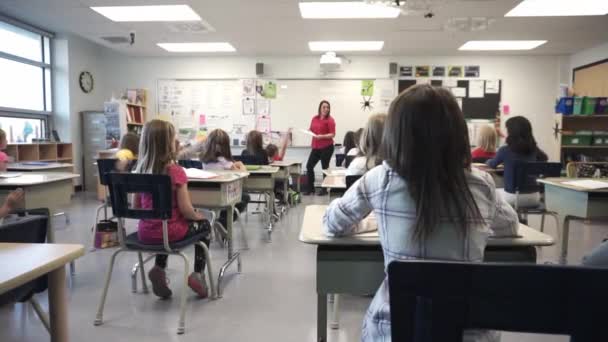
[125, 89, 147, 135]
[5, 142, 73, 163]
[555, 114, 608, 164]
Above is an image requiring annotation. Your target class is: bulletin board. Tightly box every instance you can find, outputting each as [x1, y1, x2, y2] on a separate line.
[398, 79, 502, 120]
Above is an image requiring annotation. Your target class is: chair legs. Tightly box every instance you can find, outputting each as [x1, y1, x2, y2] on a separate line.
[29, 298, 50, 333]
[94, 248, 122, 326]
[176, 252, 190, 335]
[540, 214, 546, 232]
[137, 252, 149, 294]
[197, 241, 217, 299]
[131, 254, 155, 293]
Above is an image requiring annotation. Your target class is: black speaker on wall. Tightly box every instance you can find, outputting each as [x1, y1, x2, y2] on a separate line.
[389, 62, 398, 77]
[256, 62, 264, 76]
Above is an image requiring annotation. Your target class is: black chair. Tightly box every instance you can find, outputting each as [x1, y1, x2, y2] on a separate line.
[335, 153, 346, 167]
[388, 260, 608, 342]
[511, 161, 562, 232]
[345, 175, 362, 190]
[472, 156, 491, 164]
[0, 212, 51, 333]
[234, 154, 267, 166]
[344, 155, 356, 168]
[94, 173, 217, 335]
[178, 159, 203, 169]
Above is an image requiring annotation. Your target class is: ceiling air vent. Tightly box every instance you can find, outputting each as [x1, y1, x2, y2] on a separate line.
[100, 36, 130, 44]
[166, 20, 215, 34]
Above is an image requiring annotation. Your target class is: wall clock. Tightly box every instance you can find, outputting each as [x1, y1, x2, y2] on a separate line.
[79, 71, 94, 93]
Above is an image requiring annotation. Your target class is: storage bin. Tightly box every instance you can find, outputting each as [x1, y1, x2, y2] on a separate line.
[572, 97, 583, 115]
[592, 131, 608, 146]
[562, 131, 593, 146]
[581, 97, 597, 115]
[595, 97, 608, 114]
[556, 97, 573, 115]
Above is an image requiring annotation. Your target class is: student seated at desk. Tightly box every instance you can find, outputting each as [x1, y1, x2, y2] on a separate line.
[0, 189, 24, 219]
[115, 133, 139, 161]
[347, 128, 364, 157]
[200, 129, 250, 226]
[0, 128, 9, 171]
[346, 113, 386, 176]
[242, 130, 269, 165]
[266, 129, 291, 163]
[471, 125, 497, 163]
[323, 84, 518, 342]
[134, 119, 212, 299]
[486, 116, 548, 207]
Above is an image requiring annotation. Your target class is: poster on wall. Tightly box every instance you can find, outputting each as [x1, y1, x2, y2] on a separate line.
[400, 66, 413, 77]
[256, 115, 272, 133]
[448, 66, 463, 77]
[257, 80, 277, 99]
[242, 97, 255, 115]
[415, 66, 430, 77]
[256, 98, 271, 115]
[432, 66, 446, 77]
[361, 80, 375, 96]
[465, 65, 480, 77]
[242, 79, 256, 97]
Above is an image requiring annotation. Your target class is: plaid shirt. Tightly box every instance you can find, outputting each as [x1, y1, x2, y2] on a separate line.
[323, 162, 518, 342]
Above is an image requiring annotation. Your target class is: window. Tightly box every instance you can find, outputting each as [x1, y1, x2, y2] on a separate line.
[0, 116, 46, 143]
[0, 17, 53, 116]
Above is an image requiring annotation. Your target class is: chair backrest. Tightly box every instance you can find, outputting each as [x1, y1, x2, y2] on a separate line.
[388, 260, 608, 342]
[345, 175, 361, 190]
[178, 159, 203, 169]
[234, 154, 266, 166]
[335, 153, 345, 167]
[107, 173, 173, 220]
[0, 214, 49, 305]
[97, 159, 119, 186]
[510, 161, 562, 193]
[344, 155, 356, 168]
[472, 156, 490, 164]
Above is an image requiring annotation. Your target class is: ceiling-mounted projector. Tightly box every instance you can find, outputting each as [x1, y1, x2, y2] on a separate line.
[320, 52, 342, 71]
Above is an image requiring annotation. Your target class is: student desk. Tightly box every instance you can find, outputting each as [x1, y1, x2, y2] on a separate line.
[538, 178, 608, 264]
[8, 162, 74, 173]
[0, 243, 84, 341]
[322, 168, 346, 177]
[0, 173, 79, 235]
[321, 175, 346, 202]
[270, 160, 303, 205]
[299, 205, 555, 342]
[223, 167, 280, 238]
[189, 173, 247, 297]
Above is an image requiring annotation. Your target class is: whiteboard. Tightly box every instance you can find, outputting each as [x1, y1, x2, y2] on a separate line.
[157, 78, 396, 146]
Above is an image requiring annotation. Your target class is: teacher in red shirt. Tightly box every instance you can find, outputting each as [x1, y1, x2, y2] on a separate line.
[305, 100, 336, 195]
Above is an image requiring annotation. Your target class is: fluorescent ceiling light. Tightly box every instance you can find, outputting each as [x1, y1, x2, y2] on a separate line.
[309, 41, 384, 51]
[299, 2, 400, 18]
[91, 5, 201, 22]
[505, 0, 608, 17]
[157, 43, 236, 52]
[458, 40, 547, 51]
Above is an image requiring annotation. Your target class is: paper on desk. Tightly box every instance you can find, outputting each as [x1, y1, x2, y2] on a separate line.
[330, 169, 347, 176]
[562, 179, 608, 190]
[184, 168, 218, 179]
[0, 173, 22, 178]
[298, 129, 318, 138]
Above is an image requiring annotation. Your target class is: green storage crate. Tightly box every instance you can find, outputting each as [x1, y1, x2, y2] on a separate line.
[581, 97, 597, 115]
[592, 131, 608, 146]
[562, 131, 593, 146]
[572, 97, 583, 115]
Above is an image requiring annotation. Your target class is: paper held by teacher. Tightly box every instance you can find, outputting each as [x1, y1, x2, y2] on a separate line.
[298, 129, 318, 138]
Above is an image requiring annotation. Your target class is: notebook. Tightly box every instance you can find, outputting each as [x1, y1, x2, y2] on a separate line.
[184, 168, 218, 179]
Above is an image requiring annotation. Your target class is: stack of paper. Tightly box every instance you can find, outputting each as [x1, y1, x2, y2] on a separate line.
[184, 168, 218, 179]
[563, 180, 608, 190]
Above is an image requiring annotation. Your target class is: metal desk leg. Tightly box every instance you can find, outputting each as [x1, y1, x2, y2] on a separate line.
[217, 204, 241, 298]
[330, 294, 340, 329]
[318, 293, 328, 342]
[560, 215, 573, 265]
[48, 265, 69, 342]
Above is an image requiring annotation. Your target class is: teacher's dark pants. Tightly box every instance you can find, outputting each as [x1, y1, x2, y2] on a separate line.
[306, 145, 334, 193]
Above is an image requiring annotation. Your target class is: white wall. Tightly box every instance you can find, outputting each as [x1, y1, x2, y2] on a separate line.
[52, 34, 107, 185]
[99, 51, 563, 160]
[570, 41, 608, 71]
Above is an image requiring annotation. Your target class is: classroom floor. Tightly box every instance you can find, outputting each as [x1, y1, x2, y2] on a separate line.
[1, 192, 606, 342]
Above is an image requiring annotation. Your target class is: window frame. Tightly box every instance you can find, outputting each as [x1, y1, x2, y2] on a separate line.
[0, 14, 54, 117]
